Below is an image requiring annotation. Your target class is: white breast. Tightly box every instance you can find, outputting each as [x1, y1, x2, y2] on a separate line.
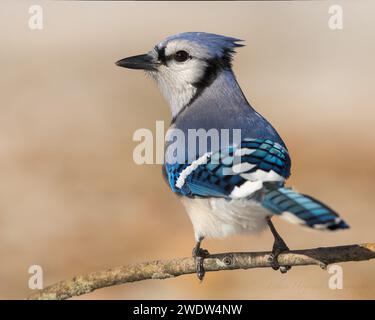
[181, 197, 271, 241]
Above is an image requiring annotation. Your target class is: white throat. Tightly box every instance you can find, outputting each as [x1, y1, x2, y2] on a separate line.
[150, 68, 198, 118]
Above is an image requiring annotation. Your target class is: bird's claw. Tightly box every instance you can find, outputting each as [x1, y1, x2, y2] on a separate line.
[280, 265, 292, 274]
[268, 250, 291, 274]
[268, 253, 280, 270]
[192, 247, 209, 281]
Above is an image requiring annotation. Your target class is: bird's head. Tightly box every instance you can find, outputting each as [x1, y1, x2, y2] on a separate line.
[116, 32, 244, 117]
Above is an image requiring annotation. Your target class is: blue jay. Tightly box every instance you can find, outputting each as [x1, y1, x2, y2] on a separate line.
[116, 32, 349, 279]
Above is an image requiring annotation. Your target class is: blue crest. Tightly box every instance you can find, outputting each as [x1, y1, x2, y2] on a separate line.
[158, 32, 245, 59]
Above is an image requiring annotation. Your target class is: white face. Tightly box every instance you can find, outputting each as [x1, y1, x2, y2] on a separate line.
[148, 40, 212, 118]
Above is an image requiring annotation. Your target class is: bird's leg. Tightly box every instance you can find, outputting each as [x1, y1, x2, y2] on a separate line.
[192, 237, 209, 281]
[266, 217, 291, 274]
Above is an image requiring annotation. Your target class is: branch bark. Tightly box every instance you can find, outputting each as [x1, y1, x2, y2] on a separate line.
[27, 242, 375, 300]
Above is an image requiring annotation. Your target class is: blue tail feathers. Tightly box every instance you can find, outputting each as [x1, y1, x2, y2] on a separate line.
[262, 185, 349, 230]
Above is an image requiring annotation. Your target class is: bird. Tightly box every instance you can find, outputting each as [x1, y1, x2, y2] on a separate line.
[116, 32, 349, 280]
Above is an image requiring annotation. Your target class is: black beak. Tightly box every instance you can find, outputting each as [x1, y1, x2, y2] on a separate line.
[115, 54, 158, 71]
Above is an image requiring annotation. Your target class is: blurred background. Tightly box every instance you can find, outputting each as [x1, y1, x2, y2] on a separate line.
[0, 0, 374, 299]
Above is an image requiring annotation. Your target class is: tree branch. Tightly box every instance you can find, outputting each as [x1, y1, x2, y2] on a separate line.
[27, 242, 375, 300]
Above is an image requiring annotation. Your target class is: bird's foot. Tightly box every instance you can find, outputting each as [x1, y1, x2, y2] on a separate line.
[268, 239, 291, 274]
[266, 217, 292, 274]
[192, 245, 209, 281]
[268, 253, 291, 273]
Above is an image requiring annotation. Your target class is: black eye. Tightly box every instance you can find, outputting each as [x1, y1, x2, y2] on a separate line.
[174, 50, 190, 62]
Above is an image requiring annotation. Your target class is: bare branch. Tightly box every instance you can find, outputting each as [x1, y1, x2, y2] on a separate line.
[27, 242, 375, 300]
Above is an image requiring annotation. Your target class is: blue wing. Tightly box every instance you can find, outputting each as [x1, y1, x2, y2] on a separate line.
[164, 138, 291, 198]
[163, 138, 349, 230]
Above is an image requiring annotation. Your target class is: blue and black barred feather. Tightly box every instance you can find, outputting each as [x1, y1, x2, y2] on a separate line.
[262, 184, 349, 230]
[164, 138, 291, 198]
[238, 138, 291, 178]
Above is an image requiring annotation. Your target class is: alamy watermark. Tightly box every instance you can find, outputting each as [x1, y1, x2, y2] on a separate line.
[28, 5, 43, 30]
[28, 265, 43, 290]
[328, 264, 343, 290]
[328, 5, 343, 30]
[133, 120, 242, 171]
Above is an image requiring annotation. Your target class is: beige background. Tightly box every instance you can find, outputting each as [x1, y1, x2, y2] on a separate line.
[0, 1, 374, 299]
